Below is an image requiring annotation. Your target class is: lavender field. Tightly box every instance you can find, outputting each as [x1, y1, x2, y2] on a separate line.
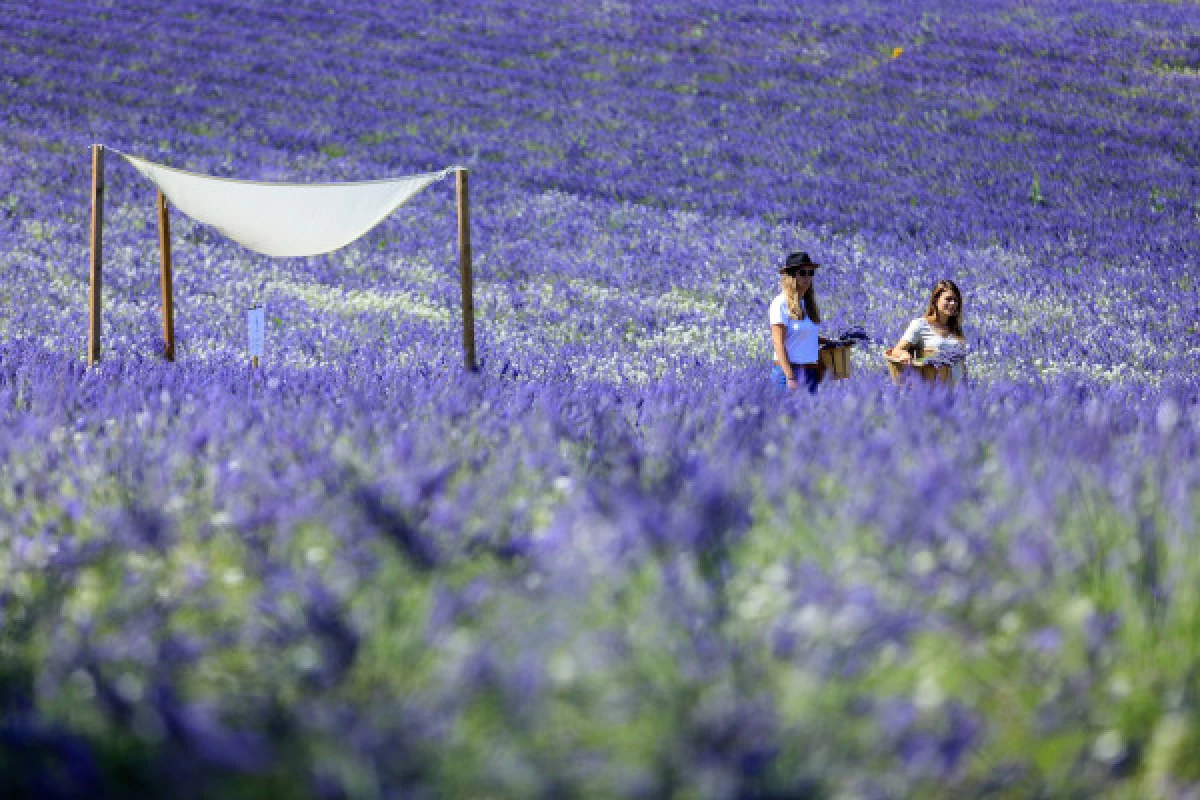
[2, 1, 1199, 797]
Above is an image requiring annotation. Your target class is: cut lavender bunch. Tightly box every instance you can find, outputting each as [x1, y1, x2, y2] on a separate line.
[922, 344, 971, 368]
[827, 326, 872, 348]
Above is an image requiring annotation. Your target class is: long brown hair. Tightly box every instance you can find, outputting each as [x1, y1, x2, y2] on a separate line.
[781, 273, 822, 323]
[923, 279, 964, 339]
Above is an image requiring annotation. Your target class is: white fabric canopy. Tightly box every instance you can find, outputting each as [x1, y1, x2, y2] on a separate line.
[115, 149, 459, 257]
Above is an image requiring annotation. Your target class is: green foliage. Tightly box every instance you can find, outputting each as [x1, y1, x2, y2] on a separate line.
[1029, 171, 1045, 205]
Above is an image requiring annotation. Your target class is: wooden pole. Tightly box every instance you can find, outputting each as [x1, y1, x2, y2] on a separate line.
[456, 168, 477, 371]
[157, 190, 175, 361]
[88, 145, 104, 366]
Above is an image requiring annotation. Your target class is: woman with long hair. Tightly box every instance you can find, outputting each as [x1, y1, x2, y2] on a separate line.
[770, 251, 826, 393]
[889, 279, 969, 382]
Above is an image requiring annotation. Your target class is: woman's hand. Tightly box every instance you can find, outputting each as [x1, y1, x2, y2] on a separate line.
[786, 376, 799, 391]
[889, 345, 913, 363]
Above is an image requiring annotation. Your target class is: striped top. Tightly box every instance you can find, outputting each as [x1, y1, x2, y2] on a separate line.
[901, 317, 965, 354]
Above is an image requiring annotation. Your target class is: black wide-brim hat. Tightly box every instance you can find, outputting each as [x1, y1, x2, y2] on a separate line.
[779, 251, 820, 274]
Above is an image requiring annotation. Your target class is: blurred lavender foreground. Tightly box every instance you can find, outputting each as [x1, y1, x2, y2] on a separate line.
[2, 1, 1200, 797]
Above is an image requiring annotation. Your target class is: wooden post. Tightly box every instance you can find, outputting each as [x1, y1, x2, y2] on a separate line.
[88, 145, 104, 366]
[157, 190, 175, 361]
[456, 168, 477, 371]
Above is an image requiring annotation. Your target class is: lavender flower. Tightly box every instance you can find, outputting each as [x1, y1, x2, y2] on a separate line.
[0, 1, 1197, 796]
[922, 344, 970, 368]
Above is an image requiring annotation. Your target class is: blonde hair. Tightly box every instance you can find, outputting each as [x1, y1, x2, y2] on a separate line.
[923, 279, 964, 339]
[781, 273, 821, 323]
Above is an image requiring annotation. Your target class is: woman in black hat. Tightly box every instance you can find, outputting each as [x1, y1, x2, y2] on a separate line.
[770, 251, 826, 393]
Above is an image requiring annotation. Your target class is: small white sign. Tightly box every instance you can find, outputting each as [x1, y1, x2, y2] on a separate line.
[248, 307, 265, 358]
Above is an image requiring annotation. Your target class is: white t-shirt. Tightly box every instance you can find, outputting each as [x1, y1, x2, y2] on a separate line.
[769, 293, 819, 365]
[900, 317, 965, 353]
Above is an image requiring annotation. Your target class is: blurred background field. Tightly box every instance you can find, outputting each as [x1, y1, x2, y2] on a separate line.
[1, 2, 1199, 798]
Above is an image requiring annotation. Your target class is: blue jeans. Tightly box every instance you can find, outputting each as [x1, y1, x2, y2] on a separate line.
[772, 364, 820, 394]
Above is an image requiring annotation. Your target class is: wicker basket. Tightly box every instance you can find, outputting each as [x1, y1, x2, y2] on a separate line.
[883, 348, 955, 386]
[819, 344, 851, 380]
[884, 348, 907, 385]
[916, 363, 955, 385]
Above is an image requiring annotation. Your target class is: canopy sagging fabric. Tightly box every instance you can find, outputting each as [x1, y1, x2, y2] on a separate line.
[117, 150, 459, 257]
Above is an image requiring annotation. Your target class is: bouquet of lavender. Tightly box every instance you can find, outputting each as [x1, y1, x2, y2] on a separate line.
[923, 342, 970, 368]
[825, 326, 872, 348]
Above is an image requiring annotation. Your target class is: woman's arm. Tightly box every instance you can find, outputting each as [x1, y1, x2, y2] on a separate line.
[771, 324, 798, 388]
[891, 319, 923, 361]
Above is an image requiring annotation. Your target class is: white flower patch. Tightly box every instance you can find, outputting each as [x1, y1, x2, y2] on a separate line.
[268, 279, 450, 323]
